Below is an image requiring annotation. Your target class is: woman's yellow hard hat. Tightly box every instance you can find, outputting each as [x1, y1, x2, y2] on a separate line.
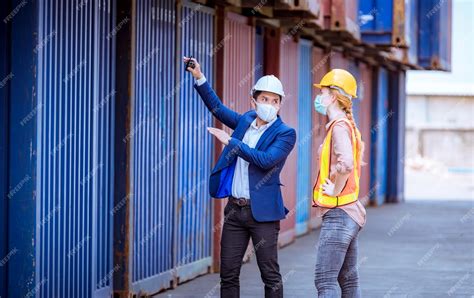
[313, 69, 357, 98]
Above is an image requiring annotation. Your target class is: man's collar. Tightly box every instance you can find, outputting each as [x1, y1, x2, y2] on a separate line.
[251, 115, 278, 130]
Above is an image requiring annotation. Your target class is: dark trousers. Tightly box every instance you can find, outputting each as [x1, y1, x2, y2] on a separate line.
[220, 200, 283, 298]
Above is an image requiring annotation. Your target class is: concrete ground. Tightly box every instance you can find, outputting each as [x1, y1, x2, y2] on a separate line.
[155, 200, 474, 298]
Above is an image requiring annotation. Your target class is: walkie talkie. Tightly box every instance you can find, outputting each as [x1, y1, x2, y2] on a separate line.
[185, 56, 196, 72]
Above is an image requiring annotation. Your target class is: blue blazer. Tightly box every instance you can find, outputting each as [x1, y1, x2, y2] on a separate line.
[194, 80, 297, 222]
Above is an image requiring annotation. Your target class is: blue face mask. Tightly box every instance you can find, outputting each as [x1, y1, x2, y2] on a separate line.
[314, 94, 329, 115]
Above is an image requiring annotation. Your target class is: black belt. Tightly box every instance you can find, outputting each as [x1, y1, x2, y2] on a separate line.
[229, 196, 251, 207]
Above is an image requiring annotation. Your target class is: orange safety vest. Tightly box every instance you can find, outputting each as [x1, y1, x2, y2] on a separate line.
[312, 118, 362, 208]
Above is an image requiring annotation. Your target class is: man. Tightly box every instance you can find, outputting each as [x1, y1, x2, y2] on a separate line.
[183, 56, 297, 298]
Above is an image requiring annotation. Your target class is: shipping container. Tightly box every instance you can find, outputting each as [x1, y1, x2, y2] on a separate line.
[295, 39, 313, 236]
[309, 46, 330, 229]
[4, 0, 116, 296]
[357, 62, 374, 205]
[348, 60, 361, 124]
[222, 12, 255, 115]
[370, 67, 389, 206]
[322, 0, 361, 40]
[330, 50, 350, 69]
[132, 0, 176, 292]
[255, 25, 265, 82]
[212, 9, 256, 268]
[417, 0, 452, 70]
[131, 0, 215, 294]
[7, 0, 38, 293]
[0, 1, 9, 295]
[278, 33, 299, 246]
[359, 0, 409, 47]
[273, 0, 320, 19]
[175, 0, 214, 285]
[387, 71, 406, 203]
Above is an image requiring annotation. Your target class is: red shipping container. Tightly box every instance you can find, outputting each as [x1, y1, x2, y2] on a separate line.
[309, 47, 331, 229]
[277, 33, 299, 246]
[212, 9, 255, 270]
[357, 62, 373, 206]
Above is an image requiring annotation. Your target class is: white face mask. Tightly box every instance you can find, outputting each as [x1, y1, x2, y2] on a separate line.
[252, 98, 279, 122]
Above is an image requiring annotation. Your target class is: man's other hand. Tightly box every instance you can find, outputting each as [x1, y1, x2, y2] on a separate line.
[207, 127, 231, 145]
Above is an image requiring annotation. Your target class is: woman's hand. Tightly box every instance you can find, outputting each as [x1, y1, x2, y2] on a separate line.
[207, 127, 231, 145]
[183, 56, 203, 80]
[322, 178, 337, 196]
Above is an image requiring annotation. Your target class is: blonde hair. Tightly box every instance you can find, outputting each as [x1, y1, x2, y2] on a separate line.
[330, 89, 366, 167]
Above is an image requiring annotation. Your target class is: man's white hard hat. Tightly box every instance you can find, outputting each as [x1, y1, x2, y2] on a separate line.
[251, 75, 285, 98]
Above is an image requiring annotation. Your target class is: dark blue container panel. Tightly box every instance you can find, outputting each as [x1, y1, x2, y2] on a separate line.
[387, 71, 406, 203]
[418, 0, 452, 70]
[132, 0, 176, 292]
[348, 60, 361, 125]
[36, 0, 115, 296]
[0, 1, 9, 294]
[255, 25, 264, 82]
[296, 39, 312, 236]
[359, 0, 394, 44]
[176, 2, 214, 283]
[370, 68, 389, 206]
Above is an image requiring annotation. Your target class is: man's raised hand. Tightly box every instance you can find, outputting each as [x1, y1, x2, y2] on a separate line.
[183, 56, 203, 80]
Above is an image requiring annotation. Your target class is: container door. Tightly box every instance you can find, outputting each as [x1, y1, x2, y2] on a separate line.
[387, 71, 406, 203]
[370, 67, 389, 206]
[255, 25, 265, 83]
[310, 47, 330, 229]
[175, 1, 215, 285]
[132, 0, 176, 292]
[358, 63, 373, 205]
[296, 39, 312, 236]
[34, 0, 115, 296]
[278, 34, 299, 245]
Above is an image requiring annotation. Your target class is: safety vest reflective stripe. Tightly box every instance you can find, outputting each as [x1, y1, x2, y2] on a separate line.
[312, 118, 361, 208]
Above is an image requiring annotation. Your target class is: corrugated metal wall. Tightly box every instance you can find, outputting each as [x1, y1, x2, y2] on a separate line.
[418, 0, 452, 70]
[175, 1, 214, 284]
[387, 71, 406, 203]
[358, 62, 373, 204]
[223, 12, 255, 115]
[132, 0, 176, 292]
[0, 2, 9, 294]
[309, 46, 330, 229]
[255, 25, 265, 82]
[370, 67, 389, 206]
[295, 39, 313, 236]
[348, 60, 361, 124]
[278, 34, 299, 246]
[36, 0, 115, 296]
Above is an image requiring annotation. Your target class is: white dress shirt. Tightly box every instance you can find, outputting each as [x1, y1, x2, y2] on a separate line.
[196, 75, 278, 199]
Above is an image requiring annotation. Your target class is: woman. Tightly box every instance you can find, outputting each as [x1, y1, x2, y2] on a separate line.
[312, 69, 367, 297]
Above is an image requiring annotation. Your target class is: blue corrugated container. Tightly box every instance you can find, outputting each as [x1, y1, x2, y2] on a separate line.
[387, 71, 406, 203]
[0, 2, 9, 295]
[370, 67, 389, 206]
[255, 25, 264, 82]
[5, 0, 116, 296]
[6, 0, 38, 295]
[175, 0, 214, 285]
[35, 0, 116, 296]
[418, 0, 452, 70]
[131, 0, 176, 293]
[296, 39, 312, 236]
[359, 0, 411, 47]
